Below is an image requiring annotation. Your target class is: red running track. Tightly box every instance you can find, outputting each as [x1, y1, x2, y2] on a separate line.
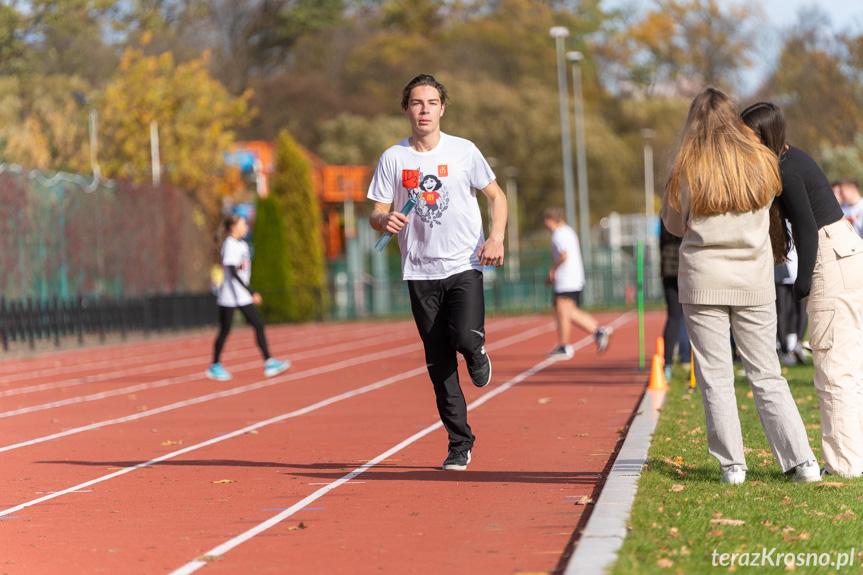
[1, 310, 664, 574]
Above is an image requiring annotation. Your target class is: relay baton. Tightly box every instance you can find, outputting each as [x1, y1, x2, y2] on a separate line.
[374, 197, 417, 252]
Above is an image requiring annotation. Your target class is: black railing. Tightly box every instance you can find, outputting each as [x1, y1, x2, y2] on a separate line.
[0, 293, 218, 351]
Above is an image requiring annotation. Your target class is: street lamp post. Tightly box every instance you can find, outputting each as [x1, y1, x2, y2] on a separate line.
[641, 128, 656, 225]
[567, 50, 590, 263]
[550, 26, 576, 235]
[504, 166, 519, 281]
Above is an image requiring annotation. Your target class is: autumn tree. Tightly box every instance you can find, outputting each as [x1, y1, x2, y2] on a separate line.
[0, 75, 94, 174]
[608, 0, 760, 94]
[99, 37, 251, 217]
[760, 10, 863, 161]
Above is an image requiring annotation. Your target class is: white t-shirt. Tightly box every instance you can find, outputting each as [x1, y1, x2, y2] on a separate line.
[367, 132, 496, 280]
[843, 199, 863, 238]
[217, 236, 254, 307]
[551, 224, 585, 293]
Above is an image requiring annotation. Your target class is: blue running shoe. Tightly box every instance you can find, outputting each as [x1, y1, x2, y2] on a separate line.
[206, 363, 232, 381]
[264, 358, 291, 378]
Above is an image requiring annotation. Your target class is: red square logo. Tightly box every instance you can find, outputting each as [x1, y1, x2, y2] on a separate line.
[438, 165, 448, 178]
[402, 169, 419, 189]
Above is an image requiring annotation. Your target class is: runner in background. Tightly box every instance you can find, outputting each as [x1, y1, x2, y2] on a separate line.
[206, 214, 291, 382]
[543, 206, 612, 359]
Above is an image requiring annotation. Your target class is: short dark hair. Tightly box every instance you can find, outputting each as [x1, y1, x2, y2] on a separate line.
[839, 176, 860, 190]
[400, 74, 449, 112]
[740, 101, 787, 157]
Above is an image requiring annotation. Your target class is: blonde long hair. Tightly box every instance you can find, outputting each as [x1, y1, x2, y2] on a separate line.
[666, 87, 781, 217]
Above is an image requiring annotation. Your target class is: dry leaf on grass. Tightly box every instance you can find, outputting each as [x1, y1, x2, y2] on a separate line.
[656, 558, 674, 568]
[669, 484, 685, 492]
[710, 518, 746, 526]
[819, 482, 846, 488]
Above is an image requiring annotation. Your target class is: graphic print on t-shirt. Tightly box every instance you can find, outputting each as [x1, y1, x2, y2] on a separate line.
[410, 172, 449, 227]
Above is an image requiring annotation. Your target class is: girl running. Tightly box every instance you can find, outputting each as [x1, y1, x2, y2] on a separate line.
[206, 214, 290, 381]
[661, 87, 819, 485]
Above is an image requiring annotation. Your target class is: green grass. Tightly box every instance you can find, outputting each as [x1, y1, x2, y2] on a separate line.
[611, 362, 863, 574]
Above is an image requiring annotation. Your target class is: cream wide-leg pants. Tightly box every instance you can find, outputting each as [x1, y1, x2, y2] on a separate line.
[808, 219, 863, 478]
[683, 302, 815, 473]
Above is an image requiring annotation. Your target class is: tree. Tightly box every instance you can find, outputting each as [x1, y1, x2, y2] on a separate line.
[270, 129, 327, 321]
[761, 11, 863, 160]
[99, 38, 251, 217]
[608, 0, 760, 94]
[250, 195, 293, 322]
[0, 75, 94, 174]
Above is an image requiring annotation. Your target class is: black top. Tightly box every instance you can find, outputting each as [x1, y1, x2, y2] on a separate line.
[659, 221, 682, 279]
[777, 145, 845, 300]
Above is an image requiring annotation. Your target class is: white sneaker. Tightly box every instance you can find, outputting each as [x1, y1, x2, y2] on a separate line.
[793, 460, 822, 483]
[546, 344, 574, 359]
[720, 465, 746, 485]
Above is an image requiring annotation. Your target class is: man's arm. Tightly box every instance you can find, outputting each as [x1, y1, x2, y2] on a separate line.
[478, 180, 507, 267]
[370, 201, 411, 234]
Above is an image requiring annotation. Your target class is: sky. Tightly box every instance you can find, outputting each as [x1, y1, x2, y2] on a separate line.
[596, 0, 863, 94]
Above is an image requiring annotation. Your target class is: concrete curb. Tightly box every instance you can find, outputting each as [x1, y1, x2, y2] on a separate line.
[564, 388, 667, 575]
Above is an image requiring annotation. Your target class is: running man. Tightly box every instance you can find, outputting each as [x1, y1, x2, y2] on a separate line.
[543, 206, 612, 358]
[368, 73, 507, 471]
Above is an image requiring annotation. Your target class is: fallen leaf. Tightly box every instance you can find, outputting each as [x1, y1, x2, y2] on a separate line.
[161, 440, 183, 446]
[538, 397, 552, 404]
[656, 558, 674, 568]
[819, 482, 846, 488]
[710, 518, 746, 526]
[575, 433, 590, 437]
[211, 479, 235, 484]
[669, 484, 685, 492]
[680, 545, 690, 556]
[834, 509, 856, 521]
[575, 496, 594, 505]
[669, 527, 679, 537]
[288, 522, 307, 530]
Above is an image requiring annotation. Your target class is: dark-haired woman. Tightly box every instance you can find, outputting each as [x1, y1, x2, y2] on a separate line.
[741, 102, 863, 478]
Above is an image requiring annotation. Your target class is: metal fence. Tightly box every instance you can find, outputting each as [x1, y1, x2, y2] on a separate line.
[0, 170, 210, 301]
[0, 293, 217, 350]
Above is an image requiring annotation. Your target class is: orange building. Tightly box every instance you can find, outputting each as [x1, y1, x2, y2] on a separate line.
[231, 141, 372, 259]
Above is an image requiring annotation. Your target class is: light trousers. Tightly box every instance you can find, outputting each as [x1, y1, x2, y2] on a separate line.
[683, 302, 815, 473]
[808, 219, 863, 477]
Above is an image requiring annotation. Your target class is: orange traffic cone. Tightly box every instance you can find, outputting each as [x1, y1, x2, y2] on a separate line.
[647, 352, 668, 390]
[656, 337, 665, 361]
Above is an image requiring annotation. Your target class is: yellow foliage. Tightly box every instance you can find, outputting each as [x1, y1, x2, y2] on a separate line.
[100, 45, 252, 216]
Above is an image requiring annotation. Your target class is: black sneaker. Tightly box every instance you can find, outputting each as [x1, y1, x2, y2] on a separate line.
[467, 346, 492, 388]
[443, 448, 471, 470]
[595, 327, 612, 355]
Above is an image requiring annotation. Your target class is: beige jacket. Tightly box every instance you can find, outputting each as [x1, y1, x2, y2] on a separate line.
[661, 187, 775, 306]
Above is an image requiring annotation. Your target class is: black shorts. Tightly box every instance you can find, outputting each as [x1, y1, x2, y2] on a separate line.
[554, 291, 582, 306]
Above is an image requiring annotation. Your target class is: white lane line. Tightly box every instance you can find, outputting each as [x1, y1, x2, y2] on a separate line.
[0, 364, 429, 517]
[0, 342, 422, 454]
[0, 315, 535, 398]
[0, 325, 419, 398]
[0, 317, 545, 448]
[170, 357, 564, 573]
[168, 311, 633, 575]
[0, 314, 566, 515]
[0, 328, 420, 416]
